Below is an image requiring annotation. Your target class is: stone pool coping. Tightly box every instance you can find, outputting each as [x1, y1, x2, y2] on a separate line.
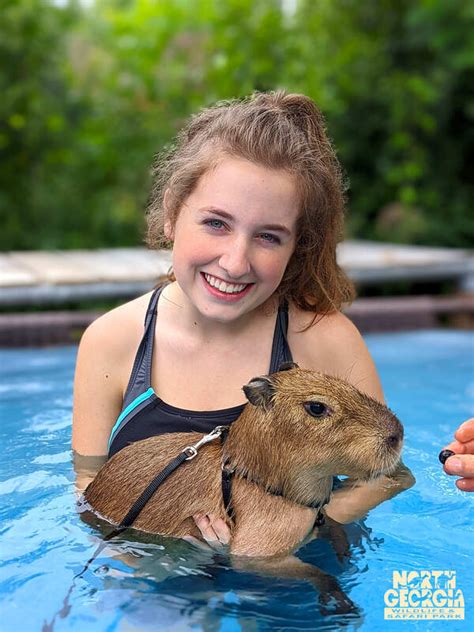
[1, 241, 472, 345]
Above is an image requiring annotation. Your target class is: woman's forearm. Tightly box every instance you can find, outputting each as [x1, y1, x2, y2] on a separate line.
[73, 451, 107, 494]
[324, 461, 415, 525]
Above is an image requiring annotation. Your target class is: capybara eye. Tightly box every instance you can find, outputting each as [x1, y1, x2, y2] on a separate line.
[304, 401, 330, 418]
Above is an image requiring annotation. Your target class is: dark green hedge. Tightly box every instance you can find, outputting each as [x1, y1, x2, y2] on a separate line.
[1, 0, 473, 250]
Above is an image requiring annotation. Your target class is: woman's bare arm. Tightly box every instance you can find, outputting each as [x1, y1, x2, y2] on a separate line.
[72, 313, 126, 458]
[72, 312, 131, 493]
[324, 462, 415, 523]
[72, 293, 149, 457]
[73, 452, 108, 494]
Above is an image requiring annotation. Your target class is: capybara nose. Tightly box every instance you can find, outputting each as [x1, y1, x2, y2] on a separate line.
[387, 433, 401, 449]
[386, 418, 403, 449]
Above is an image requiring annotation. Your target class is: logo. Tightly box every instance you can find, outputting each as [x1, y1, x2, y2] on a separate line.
[384, 570, 464, 620]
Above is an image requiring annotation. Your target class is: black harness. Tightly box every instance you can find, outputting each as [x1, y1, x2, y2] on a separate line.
[116, 426, 228, 529]
[220, 428, 327, 527]
[80, 424, 329, 566]
[69, 423, 327, 622]
[46, 426, 327, 631]
[117, 424, 327, 532]
[219, 426, 237, 521]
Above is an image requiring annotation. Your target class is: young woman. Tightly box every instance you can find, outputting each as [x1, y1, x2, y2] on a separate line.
[72, 91, 415, 545]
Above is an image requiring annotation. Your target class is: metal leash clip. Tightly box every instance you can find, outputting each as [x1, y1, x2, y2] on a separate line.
[182, 425, 228, 460]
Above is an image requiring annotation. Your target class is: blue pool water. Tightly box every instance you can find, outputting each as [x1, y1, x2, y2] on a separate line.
[0, 330, 473, 631]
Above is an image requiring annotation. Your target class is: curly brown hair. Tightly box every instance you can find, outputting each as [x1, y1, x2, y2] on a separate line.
[146, 90, 355, 318]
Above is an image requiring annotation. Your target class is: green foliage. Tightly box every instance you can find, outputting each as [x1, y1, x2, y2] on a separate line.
[1, 0, 473, 250]
[0, 0, 80, 249]
[283, 0, 474, 245]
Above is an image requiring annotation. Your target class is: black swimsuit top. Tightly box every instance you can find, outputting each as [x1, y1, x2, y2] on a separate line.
[108, 286, 293, 457]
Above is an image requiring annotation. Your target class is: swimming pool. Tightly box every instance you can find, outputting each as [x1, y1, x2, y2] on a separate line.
[0, 330, 473, 631]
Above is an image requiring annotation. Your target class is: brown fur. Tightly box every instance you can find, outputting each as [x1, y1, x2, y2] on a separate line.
[84, 368, 403, 557]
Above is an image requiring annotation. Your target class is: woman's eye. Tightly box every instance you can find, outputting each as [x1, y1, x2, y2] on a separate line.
[304, 401, 331, 418]
[205, 219, 225, 230]
[258, 233, 280, 244]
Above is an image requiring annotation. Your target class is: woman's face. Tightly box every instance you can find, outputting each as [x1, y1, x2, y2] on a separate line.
[167, 157, 299, 324]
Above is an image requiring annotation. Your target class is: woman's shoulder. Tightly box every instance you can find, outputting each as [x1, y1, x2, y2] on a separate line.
[288, 304, 362, 346]
[73, 291, 157, 456]
[79, 291, 154, 359]
[288, 305, 384, 401]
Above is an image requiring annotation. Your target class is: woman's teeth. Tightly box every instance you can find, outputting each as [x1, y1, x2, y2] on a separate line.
[204, 274, 248, 294]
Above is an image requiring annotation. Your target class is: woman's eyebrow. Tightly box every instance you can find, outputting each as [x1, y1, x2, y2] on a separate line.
[198, 207, 292, 235]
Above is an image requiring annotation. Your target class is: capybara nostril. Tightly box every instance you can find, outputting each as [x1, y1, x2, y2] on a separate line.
[385, 417, 403, 447]
[387, 434, 401, 449]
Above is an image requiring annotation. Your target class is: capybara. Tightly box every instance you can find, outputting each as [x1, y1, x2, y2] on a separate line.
[84, 365, 403, 557]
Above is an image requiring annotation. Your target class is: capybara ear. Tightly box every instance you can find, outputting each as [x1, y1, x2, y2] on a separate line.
[277, 361, 299, 372]
[242, 376, 276, 409]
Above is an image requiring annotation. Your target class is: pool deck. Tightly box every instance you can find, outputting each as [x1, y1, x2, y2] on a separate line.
[1, 240, 472, 306]
[0, 241, 472, 345]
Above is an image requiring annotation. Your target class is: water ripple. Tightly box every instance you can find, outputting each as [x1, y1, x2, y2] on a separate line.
[0, 470, 69, 495]
[33, 451, 71, 465]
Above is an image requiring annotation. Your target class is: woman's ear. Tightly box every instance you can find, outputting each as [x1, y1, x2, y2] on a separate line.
[163, 189, 174, 241]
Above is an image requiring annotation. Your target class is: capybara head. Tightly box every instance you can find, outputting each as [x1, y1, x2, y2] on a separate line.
[225, 365, 403, 501]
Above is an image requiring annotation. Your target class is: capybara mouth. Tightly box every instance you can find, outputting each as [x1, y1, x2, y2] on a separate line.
[332, 416, 403, 481]
[345, 431, 403, 481]
[369, 413, 404, 478]
[362, 444, 403, 481]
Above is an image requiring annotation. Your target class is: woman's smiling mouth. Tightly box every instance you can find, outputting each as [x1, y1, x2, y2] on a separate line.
[201, 272, 253, 300]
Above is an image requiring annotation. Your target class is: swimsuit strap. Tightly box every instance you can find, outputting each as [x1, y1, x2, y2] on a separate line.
[268, 301, 293, 374]
[122, 286, 164, 409]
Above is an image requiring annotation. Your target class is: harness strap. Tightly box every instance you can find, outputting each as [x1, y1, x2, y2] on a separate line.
[314, 508, 326, 527]
[219, 426, 236, 520]
[120, 451, 189, 528]
[219, 424, 328, 527]
[221, 467, 236, 521]
[117, 426, 227, 529]
[219, 466, 326, 527]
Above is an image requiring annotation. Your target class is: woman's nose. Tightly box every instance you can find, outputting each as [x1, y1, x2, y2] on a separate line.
[218, 238, 252, 279]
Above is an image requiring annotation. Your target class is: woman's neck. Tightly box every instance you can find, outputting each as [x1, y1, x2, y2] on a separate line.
[161, 281, 277, 343]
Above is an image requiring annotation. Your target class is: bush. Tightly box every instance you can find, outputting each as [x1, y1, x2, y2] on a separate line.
[1, 0, 472, 250]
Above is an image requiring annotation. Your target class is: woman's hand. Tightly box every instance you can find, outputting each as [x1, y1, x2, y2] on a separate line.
[188, 514, 231, 550]
[443, 418, 474, 492]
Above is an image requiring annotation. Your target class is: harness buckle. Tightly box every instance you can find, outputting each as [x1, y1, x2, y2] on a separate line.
[183, 446, 198, 460]
[182, 425, 228, 460]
